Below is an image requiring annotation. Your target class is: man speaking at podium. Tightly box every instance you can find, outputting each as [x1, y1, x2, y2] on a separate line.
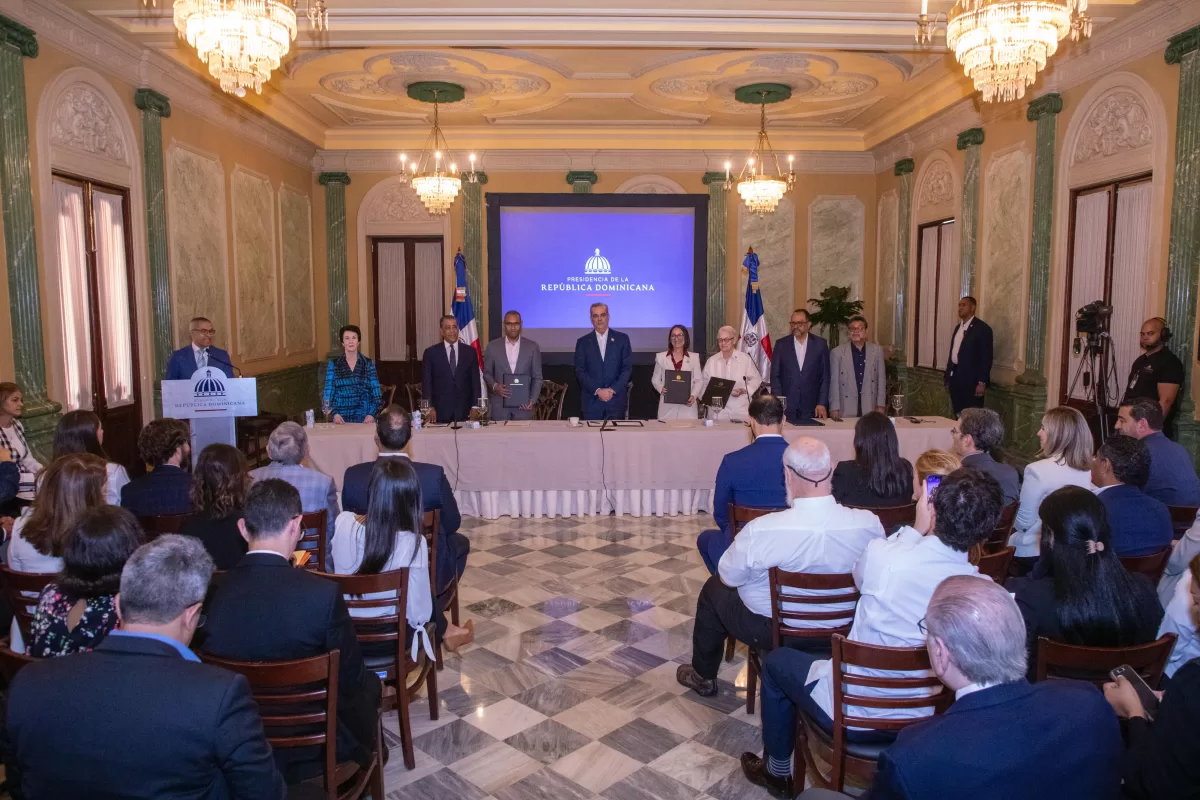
[575, 303, 632, 420]
[165, 317, 236, 379]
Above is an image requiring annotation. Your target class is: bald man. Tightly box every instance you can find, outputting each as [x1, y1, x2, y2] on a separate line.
[1124, 317, 1184, 425]
[700, 326, 763, 420]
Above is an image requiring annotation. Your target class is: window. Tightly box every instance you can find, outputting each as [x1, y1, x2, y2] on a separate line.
[913, 218, 959, 369]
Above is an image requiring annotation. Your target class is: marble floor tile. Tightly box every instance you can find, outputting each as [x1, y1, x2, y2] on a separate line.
[531, 596, 590, 619]
[437, 682, 508, 717]
[648, 557, 696, 574]
[412, 719, 499, 765]
[624, 566, 675, 585]
[466, 617, 514, 647]
[542, 543, 587, 558]
[468, 551, 505, 568]
[553, 697, 636, 739]
[645, 542, 692, 557]
[523, 620, 588, 647]
[659, 594, 699, 617]
[647, 740, 739, 792]
[560, 607, 625, 632]
[724, 705, 764, 728]
[511, 681, 592, 717]
[492, 607, 556, 634]
[594, 543, 638, 557]
[556, 661, 630, 696]
[457, 585, 496, 606]
[491, 768, 599, 800]
[495, 583, 557, 607]
[380, 742, 443, 790]
[601, 576, 648, 595]
[466, 597, 524, 619]
[474, 662, 554, 696]
[551, 740, 643, 793]
[687, 679, 749, 715]
[539, 558, 589, 576]
[629, 630, 693, 662]
[457, 647, 515, 678]
[461, 697, 548, 741]
[693, 717, 763, 759]
[600, 717, 687, 764]
[489, 543, 534, 558]
[591, 597, 656, 618]
[449, 741, 544, 794]
[503, 718, 593, 765]
[569, 549, 616, 566]
[631, 606, 693, 632]
[625, 584, 685, 606]
[599, 646, 667, 678]
[559, 631, 627, 660]
[597, 679, 675, 717]
[481, 633, 555, 664]
[601, 767, 702, 800]
[621, 550, 670, 567]
[527, 646, 591, 677]
[595, 620, 661, 646]
[642, 696, 729, 739]
[388, 700, 456, 739]
[702, 766, 766, 800]
[388, 766, 489, 800]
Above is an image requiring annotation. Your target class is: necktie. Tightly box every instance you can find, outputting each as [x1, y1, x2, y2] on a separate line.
[449, 345, 457, 371]
[198, 348, 207, 369]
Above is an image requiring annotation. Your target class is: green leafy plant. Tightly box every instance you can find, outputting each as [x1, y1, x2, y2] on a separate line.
[808, 285, 864, 349]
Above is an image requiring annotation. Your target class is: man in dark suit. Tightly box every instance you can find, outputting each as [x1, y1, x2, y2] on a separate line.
[165, 316, 236, 380]
[120, 418, 193, 516]
[696, 394, 789, 574]
[422, 314, 482, 423]
[756, 576, 1123, 800]
[944, 296, 994, 415]
[1116, 398, 1200, 505]
[574, 302, 633, 420]
[201, 480, 381, 784]
[1091, 434, 1173, 557]
[769, 308, 830, 423]
[953, 408, 1019, 506]
[342, 406, 467, 596]
[2, 535, 286, 799]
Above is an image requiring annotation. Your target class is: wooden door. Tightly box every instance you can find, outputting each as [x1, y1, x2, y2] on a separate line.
[371, 237, 445, 405]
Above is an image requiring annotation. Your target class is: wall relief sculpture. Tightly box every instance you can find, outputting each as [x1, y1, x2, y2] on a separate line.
[50, 84, 127, 163]
[1073, 90, 1153, 164]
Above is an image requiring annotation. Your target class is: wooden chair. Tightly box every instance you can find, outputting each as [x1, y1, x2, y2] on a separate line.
[723, 504, 784, 662]
[534, 380, 568, 421]
[237, 412, 287, 469]
[1035, 633, 1177, 689]
[0, 641, 35, 682]
[976, 546, 1015, 584]
[1168, 505, 1197, 540]
[318, 568, 437, 770]
[795, 634, 949, 792]
[404, 383, 424, 415]
[417, 509, 457, 670]
[1120, 548, 1172, 585]
[744, 569, 860, 714]
[849, 503, 916, 533]
[295, 510, 329, 573]
[984, 502, 1019, 553]
[138, 513, 189, 540]
[200, 650, 382, 800]
[379, 384, 397, 411]
[0, 566, 57, 644]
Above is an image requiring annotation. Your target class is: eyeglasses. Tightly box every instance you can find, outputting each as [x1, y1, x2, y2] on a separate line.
[917, 616, 927, 635]
[950, 427, 959, 436]
[717, 337, 736, 344]
[191, 328, 217, 336]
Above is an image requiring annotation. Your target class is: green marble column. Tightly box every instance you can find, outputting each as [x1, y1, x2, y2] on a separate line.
[702, 171, 728, 354]
[956, 127, 985, 298]
[318, 172, 351, 355]
[1017, 94, 1062, 387]
[893, 159, 915, 363]
[461, 171, 487, 335]
[566, 171, 597, 194]
[134, 89, 173, 398]
[0, 16, 57, 460]
[1165, 26, 1200, 461]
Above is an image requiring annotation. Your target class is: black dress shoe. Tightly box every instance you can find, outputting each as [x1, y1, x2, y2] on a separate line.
[740, 752, 795, 799]
[675, 664, 717, 697]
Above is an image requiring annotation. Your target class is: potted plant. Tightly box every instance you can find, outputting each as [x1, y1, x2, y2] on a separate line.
[808, 285, 864, 349]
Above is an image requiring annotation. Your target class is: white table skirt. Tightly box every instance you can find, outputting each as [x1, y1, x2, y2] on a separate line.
[456, 488, 713, 519]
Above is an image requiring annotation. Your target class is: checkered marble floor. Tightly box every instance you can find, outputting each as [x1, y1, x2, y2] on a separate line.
[378, 514, 772, 800]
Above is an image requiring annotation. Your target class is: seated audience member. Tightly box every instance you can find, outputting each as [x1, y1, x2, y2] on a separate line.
[8, 454, 107, 653]
[249, 421, 340, 561]
[331, 458, 444, 655]
[0, 535, 286, 799]
[1006, 486, 1162, 678]
[1090, 435, 1173, 557]
[952, 407, 1020, 506]
[30, 506, 143, 658]
[1157, 552, 1199, 679]
[831, 411, 914, 510]
[343, 406, 468, 597]
[52, 410, 129, 506]
[179, 444, 250, 571]
[202, 479, 382, 783]
[120, 418, 192, 517]
[1011, 406, 1094, 563]
[789, 576, 1123, 800]
[696, 394, 789, 575]
[0, 450, 20, 512]
[0, 382, 43, 498]
[1116, 397, 1200, 506]
[677, 437, 884, 697]
[742, 468, 1003, 795]
[1161, 510, 1200, 605]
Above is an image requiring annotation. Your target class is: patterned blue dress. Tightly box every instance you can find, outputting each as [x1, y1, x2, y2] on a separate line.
[323, 354, 382, 423]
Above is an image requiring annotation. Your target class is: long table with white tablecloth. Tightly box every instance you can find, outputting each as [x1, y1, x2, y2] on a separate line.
[306, 417, 955, 519]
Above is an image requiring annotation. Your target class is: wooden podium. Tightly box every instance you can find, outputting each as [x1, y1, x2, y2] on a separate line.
[161, 368, 258, 465]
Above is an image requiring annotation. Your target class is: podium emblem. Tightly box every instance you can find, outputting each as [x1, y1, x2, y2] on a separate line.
[193, 369, 227, 399]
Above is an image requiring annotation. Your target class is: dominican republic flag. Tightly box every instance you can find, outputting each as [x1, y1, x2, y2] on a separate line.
[739, 248, 772, 378]
[452, 249, 486, 397]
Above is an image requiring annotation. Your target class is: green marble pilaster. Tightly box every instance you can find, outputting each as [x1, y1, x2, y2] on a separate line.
[1017, 94, 1062, 388]
[0, 16, 57, 460]
[566, 171, 597, 194]
[956, 127, 985, 298]
[461, 171, 487, 337]
[134, 89, 172, 411]
[702, 171, 728, 354]
[1165, 27, 1200, 463]
[893, 159, 915, 363]
[318, 172, 351, 355]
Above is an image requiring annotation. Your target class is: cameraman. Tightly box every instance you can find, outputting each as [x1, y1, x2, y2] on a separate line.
[1124, 317, 1183, 424]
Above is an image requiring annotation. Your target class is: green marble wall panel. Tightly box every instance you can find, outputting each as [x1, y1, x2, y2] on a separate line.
[1019, 94, 1062, 385]
[957, 128, 984, 297]
[255, 361, 322, 419]
[808, 196, 865, 304]
[279, 186, 315, 354]
[134, 88, 173, 382]
[461, 172, 487, 337]
[894, 160, 915, 361]
[875, 191, 899, 350]
[981, 147, 1031, 372]
[703, 173, 728, 355]
[168, 146, 230, 349]
[232, 168, 279, 361]
[318, 172, 350, 353]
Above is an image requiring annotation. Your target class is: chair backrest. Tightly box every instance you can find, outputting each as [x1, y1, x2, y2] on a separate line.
[138, 513, 188, 539]
[768, 569, 859, 647]
[1035, 633, 1177, 689]
[297, 509, 328, 572]
[404, 383, 424, 414]
[379, 384, 397, 411]
[728, 503, 780, 538]
[419, 509, 441, 594]
[1119, 548, 1171, 585]
[0, 642, 35, 681]
[976, 546, 1015, 584]
[985, 502, 1019, 551]
[1168, 505, 1197, 539]
[0, 566, 57, 642]
[318, 569, 409, 662]
[534, 380, 568, 421]
[851, 502, 916, 531]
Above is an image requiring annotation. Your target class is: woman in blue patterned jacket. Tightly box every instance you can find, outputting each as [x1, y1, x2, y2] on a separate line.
[323, 324, 382, 424]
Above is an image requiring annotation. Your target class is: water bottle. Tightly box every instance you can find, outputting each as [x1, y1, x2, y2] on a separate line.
[413, 409, 423, 430]
[305, 409, 315, 428]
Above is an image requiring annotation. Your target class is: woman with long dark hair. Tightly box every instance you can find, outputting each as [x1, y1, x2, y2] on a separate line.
[179, 444, 250, 570]
[832, 411, 914, 508]
[0, 381, 43, 500]
[651, 324, 703, 421]
[1007, 485, 1163, 676]
[53, 410, 130, 505]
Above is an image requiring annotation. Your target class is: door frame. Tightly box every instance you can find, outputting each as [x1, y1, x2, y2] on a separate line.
[370, 236, 445, 395]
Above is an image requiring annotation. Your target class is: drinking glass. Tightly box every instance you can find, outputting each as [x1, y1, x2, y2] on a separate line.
[890, 394, 905, 417]
[708, 396, 724, 422]
[320, 399, 332, 423]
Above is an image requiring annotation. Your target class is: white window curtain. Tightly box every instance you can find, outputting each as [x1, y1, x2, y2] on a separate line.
[377, 242, 408, 361]
[916, 226, 939, 368]
[54, 181, 93, 411]
[935, 221, 960, 371]
[414, 242, 444, 357]
[93, 190, 135, 409]
[1067, 190, 1112, 401]
[1110, 182, 1152, 401]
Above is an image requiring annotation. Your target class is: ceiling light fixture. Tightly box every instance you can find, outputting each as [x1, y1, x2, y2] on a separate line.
[405, 81, 477, 216]
[730, 84, 796, 216]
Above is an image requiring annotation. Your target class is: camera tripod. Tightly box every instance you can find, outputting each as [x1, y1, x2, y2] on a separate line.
[1066, 332, 1120, 444]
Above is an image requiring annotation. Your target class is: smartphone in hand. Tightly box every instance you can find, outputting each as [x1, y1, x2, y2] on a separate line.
[1110, 665, 1160, 720]
[924, 474, 942, 499]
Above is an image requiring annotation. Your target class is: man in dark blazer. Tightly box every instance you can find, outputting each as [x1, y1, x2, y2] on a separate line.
[2, 535, 286, 800]
[120, 418, 193, 517]
[769, 309, 830, 423]
[696, 394, 789, 574]
[944, 296, 994, 415]
[165, 316, 236, 380]
[201, 480, 381, 784]
[422, 314, 482, 423]
[342, 406, 467, 595]
[953, 408, 1020, 506]
[574, 302, 633, 420]
[1091, 434, 1173, 557]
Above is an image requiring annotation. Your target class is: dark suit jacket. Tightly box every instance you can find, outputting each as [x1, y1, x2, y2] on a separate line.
[1, 633, 285, 800]
[1097, 483, 1174, 557]
[180, 510, 248, 570]
[200, 553, 382, 783]
[422, 340, 481, 423]
[962, 452, 1020, 507]
[574, 329, 633, 420]
[944, 318, 994, 389]
[166, 345, 235, 380]
[831, 459, 914, 509]
[867, 681, 1122, 800]
[0, 461, 19, 506]
[342, 455, 463, 593]
[1142, 431, 1200, 506]
[120, 464, 193, 517]
[1122, 657, 1200, 800]
[712, 435, 789, 532]
[769, 334, 830, 422]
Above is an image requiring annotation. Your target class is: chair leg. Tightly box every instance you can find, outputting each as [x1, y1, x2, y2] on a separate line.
[427, 658, 439, 721]
[398, 672, 416, 770]
[746, 651, 757, 715]
[450, 585, 460, 627]
[723, 636, 736, 662]
[370, 718, 387, 798]
[435, 637, 444, 671]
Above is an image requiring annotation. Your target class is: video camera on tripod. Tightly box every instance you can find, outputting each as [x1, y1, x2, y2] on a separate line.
[1070, 300, 1118, 442]
[1074, 300, 1113, 348]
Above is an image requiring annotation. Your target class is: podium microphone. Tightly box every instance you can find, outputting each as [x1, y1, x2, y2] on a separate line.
[205, 350, 242, 377]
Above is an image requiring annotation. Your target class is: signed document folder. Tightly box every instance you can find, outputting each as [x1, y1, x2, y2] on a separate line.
[664, 370, 692, 405]
[503, 373, 531, 407]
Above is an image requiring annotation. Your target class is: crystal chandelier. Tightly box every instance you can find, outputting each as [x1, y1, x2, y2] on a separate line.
[943, 0, 1091, 103]
[730, 86, 796, 216]
[404, 82, 478, 216]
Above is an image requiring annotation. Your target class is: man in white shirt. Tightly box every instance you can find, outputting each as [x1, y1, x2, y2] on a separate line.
[700, 325, 762, 420]
[740, 467, 1003, 796]
[677, 437, 885, 697]
[943, 296, 993, 415]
